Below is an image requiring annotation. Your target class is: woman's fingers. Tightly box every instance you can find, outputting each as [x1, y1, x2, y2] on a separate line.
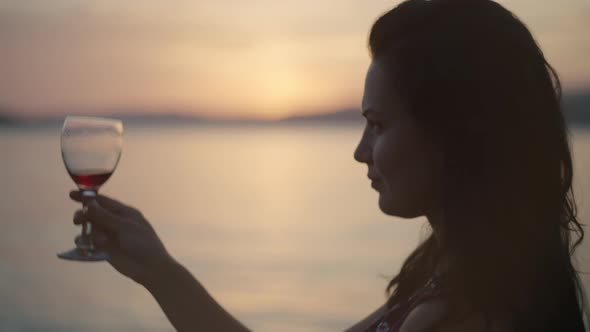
[69, 190, 87, 203]
[83, 200, 132, 234]
[93, 229, 111, 247]
[73, 209, 113, 248]
[69, 190, 136, 215]
[75, 230, 112, 249]
[73, 209, 84, 225]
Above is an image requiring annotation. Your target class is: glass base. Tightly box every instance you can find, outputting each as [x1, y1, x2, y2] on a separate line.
[57, 247, 110, 262]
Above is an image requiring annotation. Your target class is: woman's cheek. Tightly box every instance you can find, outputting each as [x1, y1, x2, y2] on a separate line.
[374, 133, 397, 178]
[372, 139, 387, 176]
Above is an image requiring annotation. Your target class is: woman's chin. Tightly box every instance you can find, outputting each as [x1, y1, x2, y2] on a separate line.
[377, 194, 395, 215]
[378, 196, 425, 219]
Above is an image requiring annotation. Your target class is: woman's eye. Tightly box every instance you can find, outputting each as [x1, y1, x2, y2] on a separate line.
[368, 120, 383, 134]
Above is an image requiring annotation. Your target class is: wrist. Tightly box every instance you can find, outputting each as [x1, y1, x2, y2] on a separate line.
[141, 255, 183, 290]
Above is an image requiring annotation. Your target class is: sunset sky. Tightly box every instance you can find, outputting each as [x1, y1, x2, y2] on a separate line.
[1, 0, 589, 120]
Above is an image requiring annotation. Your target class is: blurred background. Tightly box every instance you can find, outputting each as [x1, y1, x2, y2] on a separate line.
[1, 1, 589, 331]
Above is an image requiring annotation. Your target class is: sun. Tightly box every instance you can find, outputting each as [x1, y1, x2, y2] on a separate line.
[251, 66, 304, 119]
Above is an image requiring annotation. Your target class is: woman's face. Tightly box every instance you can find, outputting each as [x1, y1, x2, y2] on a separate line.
[354, 60, 443, 218]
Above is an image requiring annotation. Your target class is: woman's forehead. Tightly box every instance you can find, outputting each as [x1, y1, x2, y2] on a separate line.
[362, 61, 403, 113]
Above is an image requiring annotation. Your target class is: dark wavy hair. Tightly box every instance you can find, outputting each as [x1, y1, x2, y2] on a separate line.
[369, 0, 588, 331]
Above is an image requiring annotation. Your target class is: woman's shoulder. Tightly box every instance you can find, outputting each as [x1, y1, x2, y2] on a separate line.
[398, 297, 510, 332]
[344, 304, 387, 332]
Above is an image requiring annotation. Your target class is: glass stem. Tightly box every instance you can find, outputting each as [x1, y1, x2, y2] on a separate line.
[79, 189, 97, 251]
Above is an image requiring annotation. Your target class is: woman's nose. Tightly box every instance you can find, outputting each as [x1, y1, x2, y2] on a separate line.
[354, 136, 371, 164]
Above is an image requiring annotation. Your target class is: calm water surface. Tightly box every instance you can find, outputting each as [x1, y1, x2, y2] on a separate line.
[1, 124, 589, 332]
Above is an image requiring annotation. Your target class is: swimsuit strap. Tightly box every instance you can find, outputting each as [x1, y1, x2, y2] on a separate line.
[368, 273, 449, 332]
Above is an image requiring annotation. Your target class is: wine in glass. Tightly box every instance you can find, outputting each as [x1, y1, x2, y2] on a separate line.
[57, 115, 123, 261]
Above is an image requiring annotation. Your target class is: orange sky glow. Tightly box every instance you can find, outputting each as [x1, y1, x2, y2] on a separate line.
[1, 0, 589, 120]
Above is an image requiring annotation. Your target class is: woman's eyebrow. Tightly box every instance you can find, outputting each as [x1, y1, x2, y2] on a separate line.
[362, 108, 383, 117]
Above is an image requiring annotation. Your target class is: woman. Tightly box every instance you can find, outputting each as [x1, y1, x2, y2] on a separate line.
[71, 0, 588, 331]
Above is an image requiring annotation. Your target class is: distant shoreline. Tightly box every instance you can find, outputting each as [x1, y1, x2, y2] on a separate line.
[1, 90, 588, 128]
[0, 109, 365, 128]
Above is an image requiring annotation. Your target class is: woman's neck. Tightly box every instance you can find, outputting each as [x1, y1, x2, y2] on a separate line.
[427, 207, 450, 278]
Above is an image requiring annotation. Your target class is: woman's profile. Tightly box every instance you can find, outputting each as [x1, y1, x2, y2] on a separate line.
[69, 0, 588, 331]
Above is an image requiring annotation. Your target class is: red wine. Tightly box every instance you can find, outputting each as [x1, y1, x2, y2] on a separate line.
[68, 169, 113, 189]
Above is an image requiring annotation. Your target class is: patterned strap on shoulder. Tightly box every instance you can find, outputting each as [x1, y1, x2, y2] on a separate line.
[367, 274, 450, 332]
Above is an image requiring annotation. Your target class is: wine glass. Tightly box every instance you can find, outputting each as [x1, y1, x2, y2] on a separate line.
[57, 115, 123, 261]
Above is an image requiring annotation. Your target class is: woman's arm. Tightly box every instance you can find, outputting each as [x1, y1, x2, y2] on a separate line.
[143, 259, 251, 332]
[70, 191, 251, 332]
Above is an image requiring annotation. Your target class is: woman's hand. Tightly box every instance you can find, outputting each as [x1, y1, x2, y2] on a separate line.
[70, 190, 174, 286]
[70, 191, 251, 331]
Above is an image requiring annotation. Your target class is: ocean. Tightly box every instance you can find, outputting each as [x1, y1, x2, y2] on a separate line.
[1, 123, 589, 332]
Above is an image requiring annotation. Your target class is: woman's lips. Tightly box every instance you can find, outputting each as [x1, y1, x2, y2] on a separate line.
[371, 180, 381, 190]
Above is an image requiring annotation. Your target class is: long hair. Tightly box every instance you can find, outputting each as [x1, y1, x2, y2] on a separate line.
[368, 0, 588, 330]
